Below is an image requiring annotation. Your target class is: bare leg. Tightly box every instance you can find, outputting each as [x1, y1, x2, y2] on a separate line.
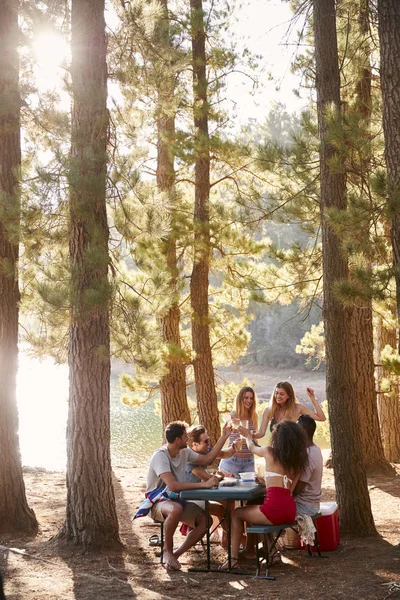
[159, 502, 184, 570]
[210, 502, 226, 545]
[174, 511, 208, 559]
[241, 531, 257, 559]
[220, 505, 271, 569]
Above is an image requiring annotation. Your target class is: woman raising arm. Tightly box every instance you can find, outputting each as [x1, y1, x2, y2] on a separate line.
[254, 382, 326, 440]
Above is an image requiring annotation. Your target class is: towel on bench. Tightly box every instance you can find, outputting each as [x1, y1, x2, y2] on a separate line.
[296, 514, 316, 546]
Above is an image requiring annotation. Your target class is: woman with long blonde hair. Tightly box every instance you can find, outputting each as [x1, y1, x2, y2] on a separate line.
[219, 386, 259, 476]
[253, 381, 326, 440]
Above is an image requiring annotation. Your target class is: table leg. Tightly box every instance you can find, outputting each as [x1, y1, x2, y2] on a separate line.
[206, 499, 211, 570]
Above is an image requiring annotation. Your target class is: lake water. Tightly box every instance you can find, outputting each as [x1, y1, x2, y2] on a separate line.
[17, 352, 329, 471]
[17, 353, 162, 470]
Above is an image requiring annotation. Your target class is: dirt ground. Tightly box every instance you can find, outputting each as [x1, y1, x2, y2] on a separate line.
[1, 459, 400, 600]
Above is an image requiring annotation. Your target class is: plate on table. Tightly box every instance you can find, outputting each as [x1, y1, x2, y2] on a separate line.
[219, 478, 238, 487]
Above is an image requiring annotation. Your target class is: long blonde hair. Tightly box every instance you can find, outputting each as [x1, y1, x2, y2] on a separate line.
[269, 381, 297, 422]
[235, 386, 258, 427]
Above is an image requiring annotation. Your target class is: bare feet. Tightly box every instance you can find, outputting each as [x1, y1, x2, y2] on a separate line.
[163, 550, 181, 571]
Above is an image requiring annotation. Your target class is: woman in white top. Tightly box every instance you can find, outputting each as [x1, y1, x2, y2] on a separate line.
[220, 420, 309, 570]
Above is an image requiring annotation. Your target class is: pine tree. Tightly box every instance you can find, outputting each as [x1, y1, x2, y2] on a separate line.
[0, 0, 38, 534]
[313, 0, 376, 533]
[58, 0, 121, 547]
[377, 0, 400, 350]
[189, 0, 220, 442]
[340, 0, 393, 474]
[108, 0, 263, 435]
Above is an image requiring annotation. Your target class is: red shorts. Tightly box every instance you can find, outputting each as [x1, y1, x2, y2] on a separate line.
[259, 487, 296, 525]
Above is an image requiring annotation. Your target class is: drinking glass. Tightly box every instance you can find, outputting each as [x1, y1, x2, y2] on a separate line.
[231, 416, 240, 432]
[239, 419, 249, 439]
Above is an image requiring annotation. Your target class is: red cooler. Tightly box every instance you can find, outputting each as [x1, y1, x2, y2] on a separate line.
[313, 501, 340, 551]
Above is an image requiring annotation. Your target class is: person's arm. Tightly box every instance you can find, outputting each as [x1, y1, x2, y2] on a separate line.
[299, 388, 326, 421]
[292, 479, 307, 497]
[253, 406, 271, 439]
[194, 422, 231, 465]
[219, 439, 241, 458]
[159, 471, 219, 492]
[191, 466, 213, 482]
[239, 429, 269, 458]
[289, 472, 301, 492]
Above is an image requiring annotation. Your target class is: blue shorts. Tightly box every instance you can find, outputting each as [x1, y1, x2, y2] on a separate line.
[219, 455, 255, 476]
[295, 501, 320, 517]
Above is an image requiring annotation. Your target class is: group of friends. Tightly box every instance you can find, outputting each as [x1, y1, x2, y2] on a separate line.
[142, 381, 326, 571]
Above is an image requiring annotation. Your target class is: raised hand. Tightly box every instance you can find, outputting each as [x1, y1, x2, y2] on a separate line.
[238, 425, 250, 438]
[222, 421, 232, 438]
[306, 387, 316, 400]
[232, 439, 242, 453]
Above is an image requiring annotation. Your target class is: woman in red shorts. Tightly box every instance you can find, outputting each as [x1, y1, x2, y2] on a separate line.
[220, 419, 309, 570]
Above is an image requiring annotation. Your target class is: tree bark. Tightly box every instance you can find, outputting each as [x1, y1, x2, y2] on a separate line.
[59, 0, 120, 547]
[375, 316, 400, 462]
[156, 0, 191, 430]
[313, 0, 376, 533]
[189, 0, 220, 443]
[378, 0, 400, 350]
[351, 0, 394, 475]
[0, 0, 38, 534]
[352, 308, 394, 474]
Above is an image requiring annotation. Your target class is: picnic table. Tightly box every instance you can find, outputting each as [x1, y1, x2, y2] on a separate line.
[181, 481, 265, 572]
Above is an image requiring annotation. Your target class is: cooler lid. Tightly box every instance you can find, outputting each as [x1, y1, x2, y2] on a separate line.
[320, 501, 338, 515]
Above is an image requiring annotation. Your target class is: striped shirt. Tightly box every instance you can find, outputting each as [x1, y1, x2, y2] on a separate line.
[228, 420, 256, 457]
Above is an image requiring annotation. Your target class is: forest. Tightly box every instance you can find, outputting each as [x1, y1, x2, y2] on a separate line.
[0, 0, 400, 598]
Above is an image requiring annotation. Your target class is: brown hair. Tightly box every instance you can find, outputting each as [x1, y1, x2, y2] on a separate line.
[235, 386, 258, 427]
[269, 420, 308, 475]
[269, 381, 297, 422]
[187, 424, 206, 447]
[165, 421, 188, 443]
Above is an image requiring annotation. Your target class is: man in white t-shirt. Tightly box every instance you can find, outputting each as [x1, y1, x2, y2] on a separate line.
[293, 415, 324, 516]
[146, 420, 231, 571]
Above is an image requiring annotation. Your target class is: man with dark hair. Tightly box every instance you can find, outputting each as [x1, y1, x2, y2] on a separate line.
[293, 415, 323, 516]
[146, 420, 231, 571]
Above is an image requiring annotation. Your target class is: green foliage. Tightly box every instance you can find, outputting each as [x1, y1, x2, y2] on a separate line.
[315, 401, 330, 443]
[381, 345, 400, 376]
[296, 321, 325, 368]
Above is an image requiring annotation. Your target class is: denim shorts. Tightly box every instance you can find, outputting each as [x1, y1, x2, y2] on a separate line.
[295, 500, 320, 517]
[219, 454, 255, 476]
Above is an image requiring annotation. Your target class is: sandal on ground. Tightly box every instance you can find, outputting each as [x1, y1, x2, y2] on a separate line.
[219, 557, 240, 571]
[148, 534, 161, 547]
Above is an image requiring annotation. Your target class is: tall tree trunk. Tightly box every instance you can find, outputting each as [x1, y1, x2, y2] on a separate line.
[375, 316, 400, 462]
[156, 0, 190, 430]
[313, 0, 376, 533]
[351, 0, 394, 475]
[378, 0, 400, 350]
[59, 0, 120, 547]
[0, 0, 38, 534]
[189, 0, 220, 443]
[352, 308, 394, 473]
